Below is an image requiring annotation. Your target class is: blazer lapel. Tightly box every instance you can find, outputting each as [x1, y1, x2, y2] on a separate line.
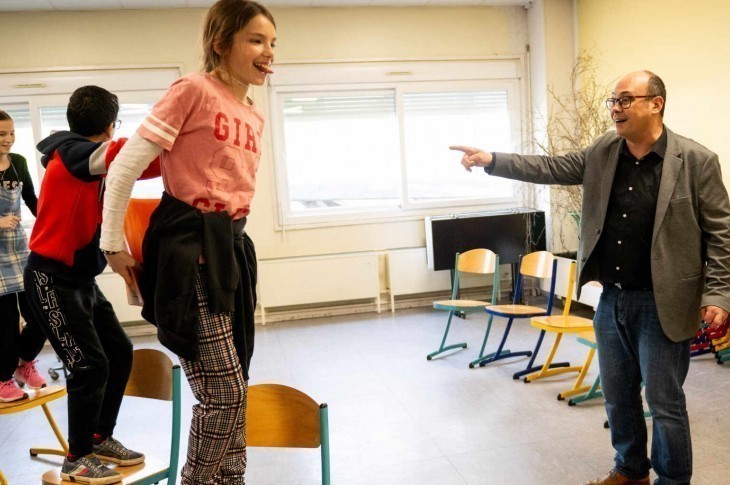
[652, 129, 682, 244]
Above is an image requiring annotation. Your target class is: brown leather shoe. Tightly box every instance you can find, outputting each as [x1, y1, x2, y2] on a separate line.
[584, 469, 650, 485]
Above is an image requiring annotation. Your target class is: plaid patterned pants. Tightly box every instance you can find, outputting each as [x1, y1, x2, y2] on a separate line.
[180, 271, 248, 485]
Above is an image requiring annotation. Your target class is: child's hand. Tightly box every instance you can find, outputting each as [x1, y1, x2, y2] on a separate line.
[104, 251, 140, 288]
[0, 214, 21, 229]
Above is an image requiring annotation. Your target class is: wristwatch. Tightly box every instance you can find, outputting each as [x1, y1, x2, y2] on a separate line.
[101, 249, 121, 255]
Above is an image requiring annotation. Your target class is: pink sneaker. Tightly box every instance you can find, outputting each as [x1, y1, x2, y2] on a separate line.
[0, 379, 28, 403]
[14, 360, 47, 389]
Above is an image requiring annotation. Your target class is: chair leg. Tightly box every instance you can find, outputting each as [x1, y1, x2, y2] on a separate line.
[475, 318, 530, 367]
[469, 314, 503, 368]
[320, 404, 330, 485]
[522, 333, 583, 382]
[513, 330, 571, 380]
[29, 403, 69, 457]
[568, 374, 603, 406]
[559, 347, 596, 400]
[427, 311, 467, 360]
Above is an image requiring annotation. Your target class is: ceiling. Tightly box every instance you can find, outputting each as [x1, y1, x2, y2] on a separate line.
[0, 0, 529, 12]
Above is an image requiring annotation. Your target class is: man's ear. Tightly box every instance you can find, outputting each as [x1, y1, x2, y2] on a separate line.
[652, 96, 665, 115]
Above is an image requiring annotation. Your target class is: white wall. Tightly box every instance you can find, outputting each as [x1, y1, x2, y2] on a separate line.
[0, 6, 529, 263]
[577, 0, 730, 188]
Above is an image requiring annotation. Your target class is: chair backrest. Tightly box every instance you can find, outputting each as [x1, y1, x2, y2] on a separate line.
[123, 198, 161, 263]
[519, 250, 555, 279]
[513, 251, 557, 313]
[247, 384, 330, 485]
[247, 384, 322, 448]
[124, 349, 181, 485]
[561, 261, 578, 316]
[452, 248, 500, 303]
[125, 349, 175, 401]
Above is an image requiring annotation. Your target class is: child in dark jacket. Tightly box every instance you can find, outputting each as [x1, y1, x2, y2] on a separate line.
[0, 109, 47, 403]
[24, 85, 160, 485]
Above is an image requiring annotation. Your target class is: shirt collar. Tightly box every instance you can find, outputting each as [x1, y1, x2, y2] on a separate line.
[620, 126, 667, 161]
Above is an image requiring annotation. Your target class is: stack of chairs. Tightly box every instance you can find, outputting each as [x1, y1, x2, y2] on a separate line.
[711, 321, 730, 364]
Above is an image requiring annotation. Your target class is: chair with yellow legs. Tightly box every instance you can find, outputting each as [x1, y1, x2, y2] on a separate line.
[0, 386, 68, 483]
[522, 260, 594, 383]
[428, 249, 500, 362]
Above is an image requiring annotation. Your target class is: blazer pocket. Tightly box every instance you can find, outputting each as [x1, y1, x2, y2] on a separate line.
[670, 196, 691, 205]
[681, 270, 702, 280]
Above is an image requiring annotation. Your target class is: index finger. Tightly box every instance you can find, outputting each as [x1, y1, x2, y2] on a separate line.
[449, 145, 477, 155]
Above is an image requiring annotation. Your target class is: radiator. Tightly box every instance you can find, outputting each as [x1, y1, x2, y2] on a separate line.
[257, 252, 381, 324]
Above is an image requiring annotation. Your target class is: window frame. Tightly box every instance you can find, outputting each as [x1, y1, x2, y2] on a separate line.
[268, 58, 527, 230]
[0, 65, 180, 190]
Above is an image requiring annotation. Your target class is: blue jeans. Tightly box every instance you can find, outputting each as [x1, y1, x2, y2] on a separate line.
[594, 286, 692, 485]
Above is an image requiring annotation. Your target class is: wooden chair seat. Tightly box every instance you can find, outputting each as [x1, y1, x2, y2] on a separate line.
[531, 314, 594, 333]
[41, 456, 168, 485]
[577, 331, 597, 346]
[0, 385, 66, 415]
[433, 299, 490, 311]
[485, 304, 547, 318]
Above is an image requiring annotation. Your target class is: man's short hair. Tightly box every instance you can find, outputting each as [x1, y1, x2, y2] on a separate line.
[67, 85, 119, 137]
[644, 70, 666, 117]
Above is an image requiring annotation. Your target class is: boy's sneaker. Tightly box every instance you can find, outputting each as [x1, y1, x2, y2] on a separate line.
[14, 359, 47, 389]
[0, 379, 28, 403]
[93, 436, 145, 466]
[61, 454, 122, 485]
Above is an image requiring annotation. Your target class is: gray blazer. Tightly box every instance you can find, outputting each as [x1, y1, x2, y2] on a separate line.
[492, 127, 730, 341]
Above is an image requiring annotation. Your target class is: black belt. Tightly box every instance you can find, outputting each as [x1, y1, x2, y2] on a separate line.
[602, 281, 653, 291]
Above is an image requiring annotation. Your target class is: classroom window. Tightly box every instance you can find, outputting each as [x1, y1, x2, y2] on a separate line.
[269, 59, 524, 228]
[0, 66, 181, 220]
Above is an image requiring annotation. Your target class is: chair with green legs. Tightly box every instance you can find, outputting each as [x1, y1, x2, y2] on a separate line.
[428, 248, 500, 363]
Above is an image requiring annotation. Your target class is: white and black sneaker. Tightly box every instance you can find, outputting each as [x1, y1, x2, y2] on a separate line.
[60, 454, 122, 484]
[93, 436, 145, 466]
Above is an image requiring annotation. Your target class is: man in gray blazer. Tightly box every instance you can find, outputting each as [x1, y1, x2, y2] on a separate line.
[452, 70, 730, 485]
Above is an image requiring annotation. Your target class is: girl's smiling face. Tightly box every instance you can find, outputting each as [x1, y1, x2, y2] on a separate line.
[223, 13, 276, 88]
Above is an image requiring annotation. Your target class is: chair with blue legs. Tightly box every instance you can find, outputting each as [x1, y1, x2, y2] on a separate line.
[428, 248, 500, 362]
[475, 251, 570, 378]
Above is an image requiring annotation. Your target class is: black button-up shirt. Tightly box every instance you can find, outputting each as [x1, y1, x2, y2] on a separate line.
[597, 129, 667, 290]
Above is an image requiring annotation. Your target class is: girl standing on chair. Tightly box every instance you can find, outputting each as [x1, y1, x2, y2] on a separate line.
[0, 110, 47, 403]
[100, 1, 275, 483]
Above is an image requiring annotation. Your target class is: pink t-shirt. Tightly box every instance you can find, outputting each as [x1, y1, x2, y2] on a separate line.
[138, 72, 264, 219]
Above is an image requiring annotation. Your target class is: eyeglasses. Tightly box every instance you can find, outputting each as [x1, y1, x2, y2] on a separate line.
[605, 95, 655, 110]
[112, 119, 122, 130]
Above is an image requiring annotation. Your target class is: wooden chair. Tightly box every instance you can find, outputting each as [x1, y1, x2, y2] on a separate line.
[248, 384, 330, 485]
[42, 349, 181, 485]
[475, 251, 568, 379]
[428, 249, 500, 363]
[0, 386, 68, 483]
[523, 261, 594, 383]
